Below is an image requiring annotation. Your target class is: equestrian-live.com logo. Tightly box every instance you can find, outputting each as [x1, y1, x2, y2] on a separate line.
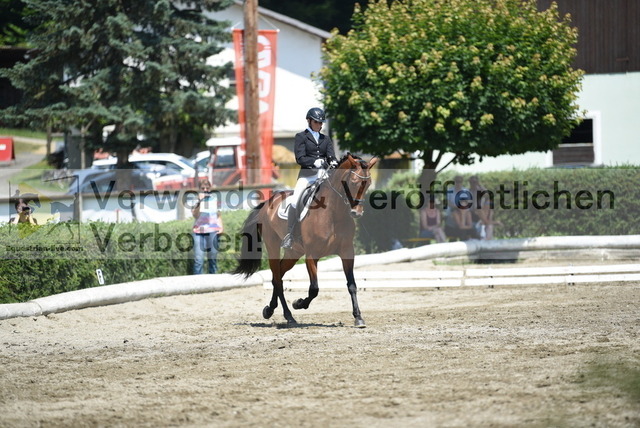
[5, 182, 81, 248]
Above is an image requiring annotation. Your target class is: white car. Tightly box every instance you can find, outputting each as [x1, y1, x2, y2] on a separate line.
[92, 153, 197, 177]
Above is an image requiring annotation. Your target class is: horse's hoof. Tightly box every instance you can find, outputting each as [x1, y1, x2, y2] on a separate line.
[354, 318, 366, 328]
[292, 298, 308, 310]
[287, 317, 298, 325]
[263, 306, 274, 319]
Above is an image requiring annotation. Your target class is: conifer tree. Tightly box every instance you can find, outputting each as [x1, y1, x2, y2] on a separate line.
[1, 0, 235, 162]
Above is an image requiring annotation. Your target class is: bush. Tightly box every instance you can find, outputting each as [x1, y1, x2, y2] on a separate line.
[2, 167, 639, 304]
[0, 209, 265, 304]
[356, 167, 640, 249]
[472, 167, 640, 237]
[357, 184, 418, 253]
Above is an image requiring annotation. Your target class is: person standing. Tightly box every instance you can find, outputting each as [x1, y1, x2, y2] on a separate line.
[192, 179, 223, 274]
[281, 107, 338, 249]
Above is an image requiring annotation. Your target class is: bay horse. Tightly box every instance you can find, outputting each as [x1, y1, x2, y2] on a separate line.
[233, 153, 377, 327]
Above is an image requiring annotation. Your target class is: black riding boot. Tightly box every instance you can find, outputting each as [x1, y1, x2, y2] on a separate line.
[281, 207, 298, 249]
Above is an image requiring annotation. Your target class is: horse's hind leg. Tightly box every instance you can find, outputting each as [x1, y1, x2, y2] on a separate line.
[342, 257, 366, 328]
[293, 257, 319, 310]
[264, 255, 299, 325]
[263, 277, 278, 320]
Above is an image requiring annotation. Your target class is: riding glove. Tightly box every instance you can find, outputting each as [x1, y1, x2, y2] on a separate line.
[313, 158, 326, 168]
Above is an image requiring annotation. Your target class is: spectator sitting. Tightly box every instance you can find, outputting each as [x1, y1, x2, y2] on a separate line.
[444, 197, 479, 241]
[469, 175, 501, 240]
[419, 197, 446, 243]
[446, 175, 470, 216]
[93, 148, 111, 160]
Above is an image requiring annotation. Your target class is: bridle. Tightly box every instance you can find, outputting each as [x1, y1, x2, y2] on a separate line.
[325, 163, 371, 207]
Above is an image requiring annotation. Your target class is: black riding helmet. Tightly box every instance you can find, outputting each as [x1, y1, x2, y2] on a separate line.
[306, 107, 326, 123]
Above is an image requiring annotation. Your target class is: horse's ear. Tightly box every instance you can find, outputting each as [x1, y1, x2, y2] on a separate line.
[368, 156, 379, 168]
[346, 153, 358, 168]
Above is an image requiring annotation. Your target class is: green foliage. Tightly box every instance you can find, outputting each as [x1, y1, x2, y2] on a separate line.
[320, 0, 584, 169]
[0, 0, 38, 46]
[3, 166, 638, 303]
[259, 0, 360, 34]
[356, 167, 640, 251]
[476, 168, 640, 238]
[357, 191, 416, 253]
[0, 0, 235, 156]
[357, 174, 419, 252]
[0, 209, 270, 304]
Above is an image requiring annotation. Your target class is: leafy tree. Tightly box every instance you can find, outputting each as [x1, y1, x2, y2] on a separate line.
[259, 0, 361, 34]
[0, 0, 236, 163]
[320, 0, 584, 182]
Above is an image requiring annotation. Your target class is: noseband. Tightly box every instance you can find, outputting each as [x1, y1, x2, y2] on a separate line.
[350, 170, 372, 180]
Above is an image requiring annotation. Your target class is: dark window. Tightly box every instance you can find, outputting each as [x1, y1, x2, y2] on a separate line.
[214, 147, 236, 168]
[552, 119, 595, 166]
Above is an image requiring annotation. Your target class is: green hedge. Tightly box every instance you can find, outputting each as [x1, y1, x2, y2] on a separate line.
[357, 167, 640, 252]
[0, 210, 269, 303]
[2, 167, 639, 303]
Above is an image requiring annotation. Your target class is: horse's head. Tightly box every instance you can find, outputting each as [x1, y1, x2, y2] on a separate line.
[334, 153, 378, 218]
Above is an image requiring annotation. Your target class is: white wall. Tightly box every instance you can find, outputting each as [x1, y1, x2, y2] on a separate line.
[437, 72, 640, 174]
[578, 72, 640, 166]
[205, 4, 329, 138]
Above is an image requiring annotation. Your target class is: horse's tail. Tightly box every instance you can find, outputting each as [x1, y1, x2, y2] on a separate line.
[232, 202, 265, 279]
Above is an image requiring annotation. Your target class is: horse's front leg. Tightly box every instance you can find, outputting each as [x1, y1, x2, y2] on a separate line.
[342, 257, 365, 328]
[293, 257, 319, 310]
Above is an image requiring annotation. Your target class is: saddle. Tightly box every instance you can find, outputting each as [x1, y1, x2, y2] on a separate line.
[277, 180, 324, 221]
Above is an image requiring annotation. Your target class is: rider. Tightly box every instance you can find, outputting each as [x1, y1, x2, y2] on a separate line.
[281, 107, 338, 249]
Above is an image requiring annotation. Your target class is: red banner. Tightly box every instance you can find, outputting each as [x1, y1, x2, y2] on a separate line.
[233, 29, 278, 185]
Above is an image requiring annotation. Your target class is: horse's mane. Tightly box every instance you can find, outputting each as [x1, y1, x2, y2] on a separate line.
[337, 153, 369, 168]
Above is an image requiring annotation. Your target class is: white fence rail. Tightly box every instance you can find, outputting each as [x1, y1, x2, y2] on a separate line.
[2, 235, 640, 319]
[269, 235, 640, 290]
[278, 263, 640, 290]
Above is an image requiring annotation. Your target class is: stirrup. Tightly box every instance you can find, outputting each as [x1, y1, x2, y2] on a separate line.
[281, 233, 293, 249]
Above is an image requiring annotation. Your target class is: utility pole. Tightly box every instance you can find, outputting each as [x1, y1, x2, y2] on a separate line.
[244, 0, 260, 185]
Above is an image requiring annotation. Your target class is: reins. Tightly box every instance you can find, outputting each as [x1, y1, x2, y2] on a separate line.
[323, 164, 370, 207]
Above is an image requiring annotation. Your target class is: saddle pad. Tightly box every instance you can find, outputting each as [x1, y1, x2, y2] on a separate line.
[277, 188, 314, 221]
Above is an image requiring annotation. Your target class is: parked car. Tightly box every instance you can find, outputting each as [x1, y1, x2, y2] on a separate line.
[204, 137, 244, 186]
[91, 153, 203, 190]
[66, 169, 154, 195]
[92, 153, 197, 177]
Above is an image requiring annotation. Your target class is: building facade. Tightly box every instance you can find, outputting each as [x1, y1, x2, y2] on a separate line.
[205, 1, 331, 157]
[450, 0, 640, 173]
